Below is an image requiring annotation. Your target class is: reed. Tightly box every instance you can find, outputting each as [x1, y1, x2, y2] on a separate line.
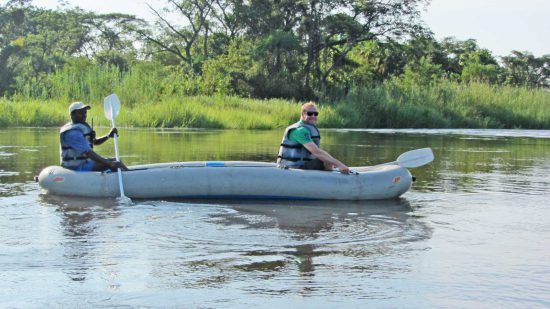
[2, 78, 549, 129]
[0, 96, 339, 129]
[337, 80, 550, 129]
[0, 99, 67, 127]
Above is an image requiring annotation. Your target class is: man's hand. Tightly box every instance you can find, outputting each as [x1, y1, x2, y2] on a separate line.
[109, 160, 128, 171]
[108, 128, 118, 138]
[336, 163, 350, 174]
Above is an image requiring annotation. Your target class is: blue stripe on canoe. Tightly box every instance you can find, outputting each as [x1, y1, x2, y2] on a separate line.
[206, 161, 225, 167]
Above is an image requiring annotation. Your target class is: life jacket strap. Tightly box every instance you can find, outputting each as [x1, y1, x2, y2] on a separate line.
[280, 143, 303, 149]
[62, 156, 88, 161]
[277, 155, 312, 162]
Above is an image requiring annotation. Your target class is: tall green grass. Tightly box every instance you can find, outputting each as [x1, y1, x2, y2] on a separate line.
[0, 99, 67, 127]
[335, 79, 550, 129]
[0, 96, 340, 129]
[3, 60, 549, 129]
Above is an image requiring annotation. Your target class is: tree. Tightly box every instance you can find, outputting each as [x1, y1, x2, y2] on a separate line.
[437, 38, 479, 76]
[0, 1, 147, 97]
[144, 0, 214, 71]
[201, 38, 258, 96]
[0, 0, 34, 95]
[231, 0, 429, 94]
[401, 56, 444, 86]
[300, 0, 429, 90]
[502, 51, 550, 88]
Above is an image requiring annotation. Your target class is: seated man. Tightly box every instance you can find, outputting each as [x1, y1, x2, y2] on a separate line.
[277, 102, 350, 174]
[60, 101, 128, 172]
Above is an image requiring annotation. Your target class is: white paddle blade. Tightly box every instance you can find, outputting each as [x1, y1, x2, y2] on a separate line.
[116, 194, 132, 205]
[104, 93, 121, 119]
[396, 148, 434, 168]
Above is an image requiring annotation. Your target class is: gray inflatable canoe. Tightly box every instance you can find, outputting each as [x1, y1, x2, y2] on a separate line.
[37, 148, 434, 200]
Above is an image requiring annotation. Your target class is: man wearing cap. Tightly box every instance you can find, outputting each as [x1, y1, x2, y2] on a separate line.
[277, 102, 350, 174]
[60, 102, 128, 172]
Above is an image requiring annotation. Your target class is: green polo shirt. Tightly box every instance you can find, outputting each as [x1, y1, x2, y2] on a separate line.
[288, 120, 314, 145]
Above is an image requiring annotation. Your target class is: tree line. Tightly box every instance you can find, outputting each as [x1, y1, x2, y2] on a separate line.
[1, 0, 549, 102]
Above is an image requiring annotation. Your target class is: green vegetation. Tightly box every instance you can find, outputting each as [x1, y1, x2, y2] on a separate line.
[2, 79, 548, 129]
[0, 95, 337, 129]
[336, 80, 550, 129]
[1, 1, 549, 129]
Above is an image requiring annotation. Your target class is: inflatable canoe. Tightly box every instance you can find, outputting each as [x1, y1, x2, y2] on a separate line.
[37, 148, 434, 200]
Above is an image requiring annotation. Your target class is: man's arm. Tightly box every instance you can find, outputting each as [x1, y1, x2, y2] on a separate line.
[93, 128, 118, 146]
[84, 150, 128, 171]
[303, 142, 350, 174]
[85, 150, 114, 168]
[65, 129, 127, 171]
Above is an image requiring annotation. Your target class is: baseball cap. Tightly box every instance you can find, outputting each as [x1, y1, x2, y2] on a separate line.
[68, 102, 91, 114]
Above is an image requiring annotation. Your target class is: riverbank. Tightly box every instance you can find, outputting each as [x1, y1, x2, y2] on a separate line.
[1, 81, 548, 129]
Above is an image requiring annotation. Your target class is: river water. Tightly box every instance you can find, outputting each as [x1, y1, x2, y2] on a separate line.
[1, 128, 549, 308]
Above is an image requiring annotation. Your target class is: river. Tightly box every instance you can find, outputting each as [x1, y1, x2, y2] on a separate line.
[1, 128, 549, 308]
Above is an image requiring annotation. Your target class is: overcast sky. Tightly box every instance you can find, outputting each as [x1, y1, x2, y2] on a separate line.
[422, 0, 549, 56]
[7, 0, 550, 57]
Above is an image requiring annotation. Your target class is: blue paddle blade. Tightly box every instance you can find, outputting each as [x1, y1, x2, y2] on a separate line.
[104, 93, 121, 119]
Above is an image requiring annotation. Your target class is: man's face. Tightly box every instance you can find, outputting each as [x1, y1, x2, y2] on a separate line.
[71, 108, 88, 123]
[301, 107, 319, 125]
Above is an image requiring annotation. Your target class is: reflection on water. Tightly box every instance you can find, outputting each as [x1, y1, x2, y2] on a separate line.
[2, 128, 550, 307]
[30, 195, 431, 300]
[38, 195, 122, 282]
[204, 199, 430, 272]
[209, 199, 431, 287]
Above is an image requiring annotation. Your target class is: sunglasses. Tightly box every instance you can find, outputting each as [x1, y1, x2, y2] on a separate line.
[305, 111, 319, 116]
[72, 109, 88, 115]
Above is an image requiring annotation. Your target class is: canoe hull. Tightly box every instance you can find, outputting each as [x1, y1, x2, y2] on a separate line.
[37, 161, 413, 200]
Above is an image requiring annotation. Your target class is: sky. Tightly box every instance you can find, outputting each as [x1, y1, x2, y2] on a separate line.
[422, 0, 549, 57]
[5, 0, 550, 57]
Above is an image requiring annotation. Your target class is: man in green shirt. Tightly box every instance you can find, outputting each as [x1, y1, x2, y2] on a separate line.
[277, 102, 350, 174]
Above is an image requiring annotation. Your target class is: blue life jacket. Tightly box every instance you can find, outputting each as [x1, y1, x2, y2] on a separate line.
[59, 122, 95, 168]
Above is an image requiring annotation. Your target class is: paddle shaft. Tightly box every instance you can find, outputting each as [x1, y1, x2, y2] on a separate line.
[110, 105, 126, 198]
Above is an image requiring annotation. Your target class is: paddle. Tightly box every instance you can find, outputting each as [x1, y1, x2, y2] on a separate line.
[352, 148, 434, 172]
[384, 147, 434, 168]
[104, 93, 131, 204]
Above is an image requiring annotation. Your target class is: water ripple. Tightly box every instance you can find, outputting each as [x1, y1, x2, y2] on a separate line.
[88, 199, 430, 297]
